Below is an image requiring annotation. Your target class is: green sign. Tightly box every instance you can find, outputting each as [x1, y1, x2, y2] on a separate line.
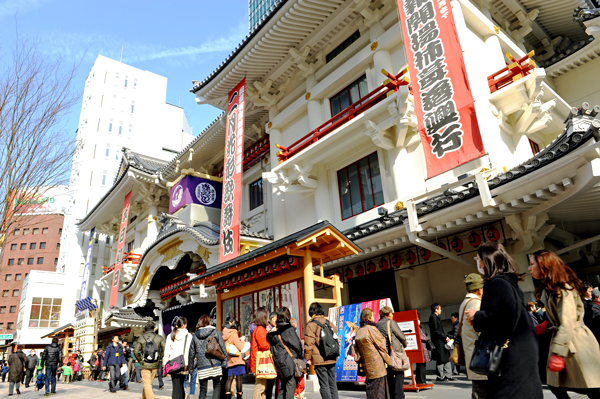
[0, 334, 13, 340]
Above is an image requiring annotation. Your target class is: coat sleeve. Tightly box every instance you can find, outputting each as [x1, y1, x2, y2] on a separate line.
[256, 328, 270, 351]
[371, 328, 392, 365]
[231, 333, 245, 351]
[102, 348, 109, 367]
[551, 290, 577, 358]
[304, 322, 317, 361]
[391, 320, 407, 348]
[188, 336, 198, 370]
[163, 338, 172, 363]
[286, 330, 303, 359]
[158, 337, 166, 363]
[134, 340, 142, 365]
[183, 334, 193, 367]
[217, 332, 228, 367]
[473, 279, 518, 337]
[429, 315, 446, 341]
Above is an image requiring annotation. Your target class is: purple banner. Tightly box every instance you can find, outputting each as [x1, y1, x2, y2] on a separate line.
[169, 175, 222, 214]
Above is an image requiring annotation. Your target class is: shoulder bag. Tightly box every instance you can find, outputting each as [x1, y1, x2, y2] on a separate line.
[450, 298, 476, 366]
[469, 282, 523, 377]
[226, 335, 241, 357]
[206, 331, 226, 361]
[163, 334, 189, 376]
[278, 336, 306, 378]
[387, 321, 411, 371]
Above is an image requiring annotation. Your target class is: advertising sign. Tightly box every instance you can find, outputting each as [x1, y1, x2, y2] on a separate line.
[79, 227, 95, 301]
[169, 175, 223, 214]
[219, 79, 245, 263]
[11, 185, 69, 215]
[109, 191, 131, 308]
[397, 0, 485, 178]
[330, 298, 393, 382]
[0, 334, 13, 340]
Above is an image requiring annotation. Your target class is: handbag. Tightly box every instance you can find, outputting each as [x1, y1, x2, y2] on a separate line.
[164, 334, 189, 376]
[425, 339, 435, 351]
[387, 321, 410, 372]
[278, 336, 306, 378]
[450, 298, 477, 366]
[469, 282, 523, 377]
[255, 350, 277, 379]
[206, 332, 226, 361]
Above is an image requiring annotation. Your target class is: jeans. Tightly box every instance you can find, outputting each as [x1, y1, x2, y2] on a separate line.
[199, 376, 222, 399]
[134, 367, 141, 382]
[108, 364, 123, 392]
[315, 364, 338, 399]
[157, 363, 164, 388]
[277, 377, 296, 399]
[9, 381, 20, 394]
[45, 366, 57, 393]
[436, 361, 452, 379]
[386, 369, 405, 399]
[185, 369, 198, 395]
[119, 365, 129, 387]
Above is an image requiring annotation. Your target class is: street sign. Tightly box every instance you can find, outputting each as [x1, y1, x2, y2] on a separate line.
[0, 334, 13, 340]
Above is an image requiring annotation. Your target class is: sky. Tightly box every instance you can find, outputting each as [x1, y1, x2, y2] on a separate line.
[0, 0, 250, 138]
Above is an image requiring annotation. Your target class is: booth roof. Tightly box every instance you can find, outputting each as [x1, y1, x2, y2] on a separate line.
[40, 323, 74, 339]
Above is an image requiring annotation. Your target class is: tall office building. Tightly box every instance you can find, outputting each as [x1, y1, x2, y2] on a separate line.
[58, 55, 194, 300]
[249, 0, 278, 30]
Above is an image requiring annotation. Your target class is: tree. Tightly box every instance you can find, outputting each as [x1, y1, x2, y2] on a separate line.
[0, 35, 81, 245]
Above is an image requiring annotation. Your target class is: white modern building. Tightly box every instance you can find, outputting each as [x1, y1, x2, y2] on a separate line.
[58, 55, 195, 305]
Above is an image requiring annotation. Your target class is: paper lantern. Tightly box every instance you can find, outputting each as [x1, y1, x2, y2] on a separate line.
[405, 251, 417, 264]
[468, 232, 482, 248]
[391, 254, 403, 268]
[379, 258, 389, 271]
[451, 237, 464, 252]
[345, 268, 354, 279]
[289, 257, 300, 268]
[355, 265, 365, 277]
[486, 227, 500, 242]
[366, 261, 376, 274]
[419, 248, 431, 260]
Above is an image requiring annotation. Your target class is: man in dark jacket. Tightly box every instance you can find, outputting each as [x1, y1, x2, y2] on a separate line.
[429, 303, 453, 382]
[134, 321, 165, 399]
[41, 338, 63, 395]
[24, 349, 39, 387]
[102, 335, 126, 393]
[583, 286, 600, 347]
[447, 313, 460, 376]
[267, 308, 303, 399]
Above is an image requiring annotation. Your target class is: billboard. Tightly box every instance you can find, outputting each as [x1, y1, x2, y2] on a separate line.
[169, 175, 222, 214]
[11, 185, 69, 215]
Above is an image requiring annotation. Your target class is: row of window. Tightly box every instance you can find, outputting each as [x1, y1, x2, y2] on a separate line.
[107, 121, 133, 135]
[13, 227, 58, 235]
[2, 290, 19, 298]
[4, 274, 23, 281]
[10, 242, 59, 250]
[6, 257, 57, 266]
[0, 322, 14, 330]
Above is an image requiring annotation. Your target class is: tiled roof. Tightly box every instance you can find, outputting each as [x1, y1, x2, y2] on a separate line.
[106, 308, 152, 322]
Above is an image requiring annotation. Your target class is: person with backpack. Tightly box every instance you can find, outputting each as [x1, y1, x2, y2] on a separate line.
[304, 302, 339, 399]
[223, 320, 247, 399]
[40, 338, 62, 396]
[267, 307, 303, 399]
[2, 362, 9, 382]
[189, 314, 228, 399]
[134, 321, 166, 399]
[164, 316, 193, 399]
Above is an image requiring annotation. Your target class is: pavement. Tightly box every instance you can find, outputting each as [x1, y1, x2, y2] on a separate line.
[0, 373, 585, 398]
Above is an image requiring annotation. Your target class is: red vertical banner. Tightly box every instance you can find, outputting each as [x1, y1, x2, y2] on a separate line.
[219, 79, 245, 263]
[397, 0, 485, 178]
[109, 190, 131, 308]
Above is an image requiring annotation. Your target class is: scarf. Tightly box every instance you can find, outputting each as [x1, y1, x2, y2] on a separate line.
[360, 319, 377, 327]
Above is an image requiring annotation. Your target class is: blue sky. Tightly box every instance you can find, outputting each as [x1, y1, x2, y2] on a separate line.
[0, 0, 249, 138]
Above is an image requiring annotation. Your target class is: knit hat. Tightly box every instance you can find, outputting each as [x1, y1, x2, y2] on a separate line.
[465, 273, 484, 291]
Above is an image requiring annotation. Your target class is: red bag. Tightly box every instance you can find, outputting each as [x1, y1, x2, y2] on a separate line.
[95, 360, 99, 367]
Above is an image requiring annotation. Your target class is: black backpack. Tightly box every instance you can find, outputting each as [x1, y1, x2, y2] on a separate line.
[310, 319, 340, 359]
[142, 335, 159, 362]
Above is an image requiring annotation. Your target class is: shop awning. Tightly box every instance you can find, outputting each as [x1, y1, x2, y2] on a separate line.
[40, 323, 74, 339]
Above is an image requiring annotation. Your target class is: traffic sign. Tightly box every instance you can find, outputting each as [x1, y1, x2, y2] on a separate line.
[0, 334, 13, 340]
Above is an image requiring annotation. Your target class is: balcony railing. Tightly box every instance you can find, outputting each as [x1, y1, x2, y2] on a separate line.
[275, 67, 411, 163]
[487, 51, 536, 93]
[102, 252, 142, 276]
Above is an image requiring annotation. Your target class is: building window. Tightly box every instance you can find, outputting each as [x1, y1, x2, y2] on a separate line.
[15, 274, 21, 281]
[14, 229, 20, 235]
[102, 171, 107, 186]
[91, 264, 96, 276]
[337, 152, 384, 220]
[2, 291, 8, 297]
[40, 242, 46, 249]
[12, 289, 19, 297]
[131, 101, 135, 114]
[529, 139, 540, 155]
[10, 306, 16, 313]
[56, 243, 60, 250]
[59, 228, 62, 235]
[23, 228, 29, 235]
[29, 298, 62, 328]
[20, 243, 26, 250]
[32, 228, 39, 235]
[105, 145, 110, 158]
[118, 123, 123, 135]
[27, 258, 34, 265]
[37, 257, 44, 265]
[5, 275, 11, 281]
[0, 307, 5, 314]
[249, 179, 264, 210]
[109, 120, 113, 132]
[124, 78, 128, 88]
[7, 322, 13, 330]
[10, 244, 16, 250]
[329, 75, 368, 121]
[42, 227, 48, 234]
[17, 258, 23, 265]
[8, 259, 14, 266]
[30, 243, 36, 250]
[326, 30, 361, 63]
[129, 124, 132, 133]
[54, 258, 58, 265]
[134, 79, 137, 87]
[0, 323, 4, 330]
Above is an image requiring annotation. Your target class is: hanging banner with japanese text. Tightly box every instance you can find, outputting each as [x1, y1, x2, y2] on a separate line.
[109, 191, 131, 308]
[397, 0, 485, 178]
[219, 79, 245, 263]
[79, 226, 95, 301]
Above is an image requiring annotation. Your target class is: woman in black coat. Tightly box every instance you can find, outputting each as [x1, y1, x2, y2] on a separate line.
[267, 307, 303, 399]
[465, 242, 543, 399]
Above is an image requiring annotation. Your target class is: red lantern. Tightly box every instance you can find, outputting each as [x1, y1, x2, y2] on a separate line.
[355, 265, 365, 277]
[391, 254, 403, 268]
[237, 275, 244, 285]
[379, 258, 389, 271]
[258, 268, 266, 278]
[405, 251, 417, 264]
[289, 257, 299, 268]
[272, 261, 281, 273]
[468, 232, 482, 248]
[265, 265, 273, 275]
[244, 272, 251, 282]
[366, 261, 376, 274]
[344, 268, 354, 279]
[437, 242, 447, 251]
[251, 270, 259, 280]
[486, 227, 500, 242]
[451, 237, 464, 252]
[315, 281, 323, 288]
[232, 277, 239, 286]
[419, 248, 431, 260]
[226, 279, 233, 288]
[280, 259, 290, 270]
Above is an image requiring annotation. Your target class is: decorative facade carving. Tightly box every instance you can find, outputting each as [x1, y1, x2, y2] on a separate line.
[364, 89, 416, 149]
[289, 46, 326, 78]
[505, 213, 555, 254]
[246, 78, 291, 108]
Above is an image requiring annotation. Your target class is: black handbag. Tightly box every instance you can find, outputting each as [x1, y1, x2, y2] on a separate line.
[469, 281, 523, 377]
[425, 339, 435, 351]
[164, 334, 189, 376]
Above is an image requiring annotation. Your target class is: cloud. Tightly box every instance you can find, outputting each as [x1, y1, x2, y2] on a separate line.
[42, 21, 247, 67]
[0, 0, 51, 19]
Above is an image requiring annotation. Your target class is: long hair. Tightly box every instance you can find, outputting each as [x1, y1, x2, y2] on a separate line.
[254, 307, 269, 327]
[532, 250, 583, 299]
[477, 242, 526, 281]
[171, 316, 188, 340]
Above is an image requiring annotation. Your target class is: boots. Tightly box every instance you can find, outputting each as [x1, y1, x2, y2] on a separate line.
[225, 393, 232, 399]
[236, 393, 243, 399]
